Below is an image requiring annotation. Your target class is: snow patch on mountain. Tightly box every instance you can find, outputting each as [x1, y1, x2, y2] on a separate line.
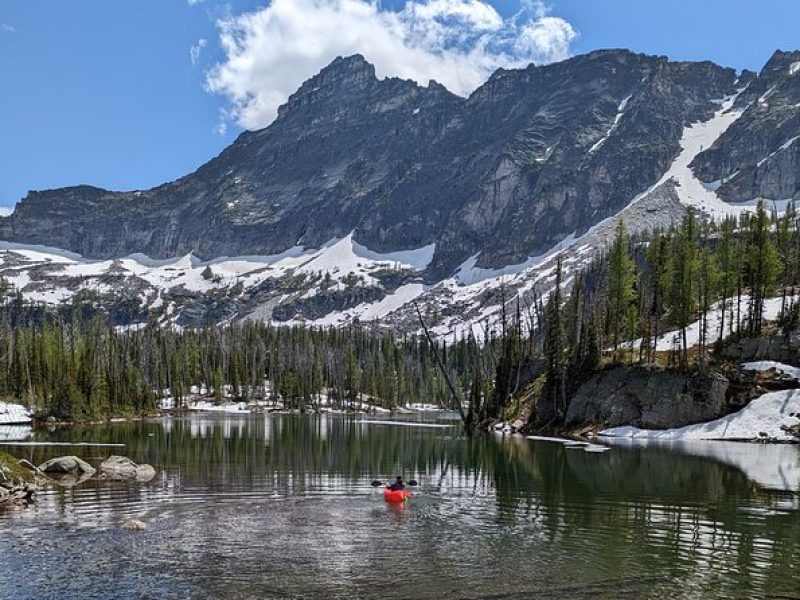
[351, 240, 435, 271]
[454, 233, 576, 286]
[282, 282, 427, 327]
[588, 94, 632, 153]
[0, 234, 437, 326]
[640, 94, 749, 219]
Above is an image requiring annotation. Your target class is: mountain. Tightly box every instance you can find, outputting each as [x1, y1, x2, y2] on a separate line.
[1, 49, 799, 334]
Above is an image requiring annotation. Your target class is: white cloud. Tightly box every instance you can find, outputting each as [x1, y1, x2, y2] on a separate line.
[205, 0, 578, 130]
[187, 0, 204, 5]
[190, 38, 208, 66]
[1, 23, 15, 33]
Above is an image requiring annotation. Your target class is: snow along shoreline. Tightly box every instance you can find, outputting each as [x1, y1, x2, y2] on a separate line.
[0, 401, 33, 425]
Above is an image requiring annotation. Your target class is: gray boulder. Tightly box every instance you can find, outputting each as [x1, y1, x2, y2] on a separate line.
[134, 464, 156, 482]
[100, 456, 156, 482]
[38, 456, 96, 476]
[565, 366, 729, 430]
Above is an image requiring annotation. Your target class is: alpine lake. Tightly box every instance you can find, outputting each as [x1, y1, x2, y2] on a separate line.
[1, 412, 799, 599]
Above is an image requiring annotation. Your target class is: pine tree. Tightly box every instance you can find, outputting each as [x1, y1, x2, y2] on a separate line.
[717, 216, 739, 341]
[666, 209, 700, 368]
[745, 201, 781, 335]
[605, 220, 637, 361]
[540, 254, 566, 424]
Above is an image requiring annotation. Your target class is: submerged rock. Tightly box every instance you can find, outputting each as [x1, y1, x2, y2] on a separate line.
[38, 456, 96, 476]
[100, 456, 156, 482]
[48, 472, 95, 488]
[121, 519, 147, 531]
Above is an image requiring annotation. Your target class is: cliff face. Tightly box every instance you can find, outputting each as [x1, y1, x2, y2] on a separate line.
[691, 50, 800, 205]
[565, 366, 730, 430]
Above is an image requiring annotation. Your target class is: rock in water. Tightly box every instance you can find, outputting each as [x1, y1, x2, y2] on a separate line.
[135, 465, 156, 482]
[121, 519, 146, 531]
[0, 481, 38, 507]
[100, 456, 156, 482]
[100, 456, 137, 479]
[38, 456, 96, 476]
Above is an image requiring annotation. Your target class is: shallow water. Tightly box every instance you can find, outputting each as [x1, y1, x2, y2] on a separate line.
[1, 414, 800, 599]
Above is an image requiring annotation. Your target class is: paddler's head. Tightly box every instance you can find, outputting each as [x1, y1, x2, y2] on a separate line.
[396, 475, 403, 483]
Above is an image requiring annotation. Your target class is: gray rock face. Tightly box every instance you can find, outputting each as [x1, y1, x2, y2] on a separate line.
[720, 326, 800, 364]
[38, 456, 96, 476]
[691, 50, 800, 204]
[0, 50, 741, 279]
[100, 456, 156, 482]
[565, 366, 729, 430]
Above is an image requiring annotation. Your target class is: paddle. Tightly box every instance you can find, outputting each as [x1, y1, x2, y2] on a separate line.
[371, 479, 418, 487]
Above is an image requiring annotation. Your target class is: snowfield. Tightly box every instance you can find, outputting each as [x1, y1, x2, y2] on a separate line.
[0, 233, 435, 328]
[658, 93, 750, 219]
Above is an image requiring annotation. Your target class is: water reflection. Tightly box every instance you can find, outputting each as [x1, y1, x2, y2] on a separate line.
[604, 437, 800, 491]
[0, 424, 32, 442]
[0, 414, 798, 599]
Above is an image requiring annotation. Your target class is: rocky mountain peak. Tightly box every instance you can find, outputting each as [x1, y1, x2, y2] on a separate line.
[317, 53, 377, 82]
[761, 49, 800, 75]
[278, 54, 378, 117]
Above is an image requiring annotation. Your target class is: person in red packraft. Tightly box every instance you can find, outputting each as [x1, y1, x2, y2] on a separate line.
[387, 475, 405, 491]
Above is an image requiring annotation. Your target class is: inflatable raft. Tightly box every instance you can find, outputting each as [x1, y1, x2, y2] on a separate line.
[383, 488, 412, 504]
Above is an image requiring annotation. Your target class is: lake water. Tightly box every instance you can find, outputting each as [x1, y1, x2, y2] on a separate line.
[1, 414, 799, 599]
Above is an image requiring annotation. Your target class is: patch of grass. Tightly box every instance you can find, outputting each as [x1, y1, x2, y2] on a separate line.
[0, 451, 35, 484]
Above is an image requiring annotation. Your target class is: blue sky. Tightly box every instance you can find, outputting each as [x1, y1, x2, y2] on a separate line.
[1, 0, 799, 209]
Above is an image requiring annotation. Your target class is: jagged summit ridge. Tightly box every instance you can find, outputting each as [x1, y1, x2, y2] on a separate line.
[0, 48, 798, 333]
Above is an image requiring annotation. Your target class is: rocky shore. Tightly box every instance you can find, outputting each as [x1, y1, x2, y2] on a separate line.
[0, 452, 38, 508]
[492, 326, 800, 444]
[0, 452, 157, 510]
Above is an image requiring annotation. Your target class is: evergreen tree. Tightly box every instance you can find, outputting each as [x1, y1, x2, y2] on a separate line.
[745, 201, 781, 335]
[605, 220, 637, 360]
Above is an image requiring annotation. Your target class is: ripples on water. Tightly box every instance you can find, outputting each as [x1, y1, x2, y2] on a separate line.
[1, 414, 799, 599]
